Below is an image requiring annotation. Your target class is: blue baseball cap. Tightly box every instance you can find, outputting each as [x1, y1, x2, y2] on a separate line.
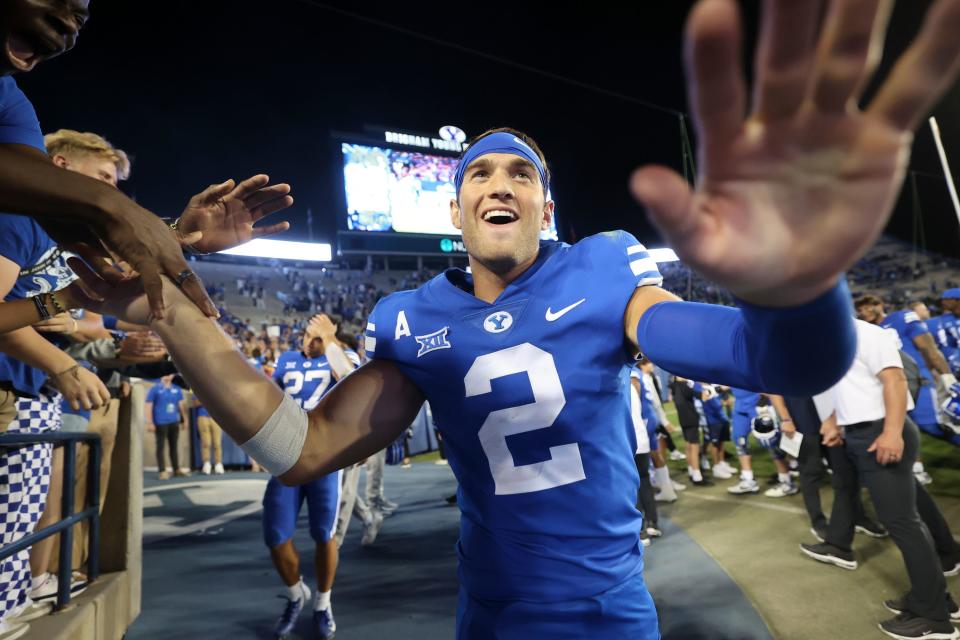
[942, 288, 960, 299]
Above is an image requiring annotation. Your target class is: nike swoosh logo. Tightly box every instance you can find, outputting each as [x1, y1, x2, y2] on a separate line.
[545, 298, 586, 322]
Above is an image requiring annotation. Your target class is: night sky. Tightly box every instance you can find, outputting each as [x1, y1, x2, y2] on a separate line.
[15, 0, 960, 256]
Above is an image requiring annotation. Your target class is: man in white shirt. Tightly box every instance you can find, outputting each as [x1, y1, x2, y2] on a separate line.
[802, 319, 957, 640]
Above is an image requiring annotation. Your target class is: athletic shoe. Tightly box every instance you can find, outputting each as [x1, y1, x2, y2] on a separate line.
[728, 478, 760, 495]
[646, 524, 663, 538]
[855, 519, 889, 538]
[878, 612, 959, 639]
[764, 482, 799, 498]
[713, 465, 734, 480]
[654, 490, 677, 503]
[884, 593, 960, 622]
[942, 556, 960, 577]
[378, 498, 399, 510]
[0, 621, 28, 640]
[810, 526, 827, 544]
[799, 542, 858, 570]
[671, 480, 687, 492]
[434, 459, 449, 466]
[361, 511, 383, 546]
[715, 461, 738, 476]
[273, 590, 309, 640]
[400, 463, 412, 469]
[915, 471, 934, 486]
[639, 530, 651, 547]
[689, 476, 713, 487]
[214, 462, 225, 474]
[668, 450, 687, 461]
[30, 572, 87, 601]
[174, 469, 191, 477]
[312, 607, 336, 640]
[201, 461, 212, 475]
[158, 470, 172, 481]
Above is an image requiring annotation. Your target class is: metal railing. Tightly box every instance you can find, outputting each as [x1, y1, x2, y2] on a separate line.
[0, 432, 101, 610]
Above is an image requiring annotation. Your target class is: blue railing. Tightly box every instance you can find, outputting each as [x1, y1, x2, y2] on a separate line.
[0, 432, 101, 610]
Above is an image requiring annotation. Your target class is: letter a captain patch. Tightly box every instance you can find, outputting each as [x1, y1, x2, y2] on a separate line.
[415, 327, 451, 357]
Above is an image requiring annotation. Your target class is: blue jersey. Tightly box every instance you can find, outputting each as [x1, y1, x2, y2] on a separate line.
[0, 77, 44, 149]
[0, 214, 76, 396]
[146, 384, 184, 424]
[364, 231, 663, 603]
[632, 367, 659, 429]
[931, 313, 960, 363]
[699, 384, 727, 424]
[881, 310, 934, 381]
[273, 348, 361, 410]
[730, 387, 760, 417]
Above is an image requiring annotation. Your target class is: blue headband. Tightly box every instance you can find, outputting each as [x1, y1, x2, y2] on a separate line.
[454, 131, 547, 197]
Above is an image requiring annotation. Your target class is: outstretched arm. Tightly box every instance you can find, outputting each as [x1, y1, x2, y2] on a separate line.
[75, 266, 424, 484]
[622, 0, 960, 394]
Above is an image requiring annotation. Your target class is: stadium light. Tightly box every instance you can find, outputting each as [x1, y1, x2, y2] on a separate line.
[219, 238, 332, 262]
[648, 248, 679, 263]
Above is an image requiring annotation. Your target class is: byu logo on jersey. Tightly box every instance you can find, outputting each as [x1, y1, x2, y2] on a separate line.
[415, 327, 451, 357]
[483, 311, 513, 334]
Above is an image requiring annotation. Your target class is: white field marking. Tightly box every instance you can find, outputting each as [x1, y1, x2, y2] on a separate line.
[679, 490, 807, 515]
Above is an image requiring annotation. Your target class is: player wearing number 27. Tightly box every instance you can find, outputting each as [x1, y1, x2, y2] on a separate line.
[73, 2, 960, 638]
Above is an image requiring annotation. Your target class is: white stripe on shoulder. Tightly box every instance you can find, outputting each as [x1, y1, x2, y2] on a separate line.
[627, 244, 648, 256]
[637, 275, 664, 287]
[365, 336, 377, 353]
[366, 322, 376, 332]
[630, 257, 658, 276]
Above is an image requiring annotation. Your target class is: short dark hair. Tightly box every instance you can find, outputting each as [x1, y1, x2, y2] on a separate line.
[461, 127, 551, 192]
[855, 294, 883, 308]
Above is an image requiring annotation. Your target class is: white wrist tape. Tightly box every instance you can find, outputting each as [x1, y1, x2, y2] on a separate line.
[240, 393, 308, 477]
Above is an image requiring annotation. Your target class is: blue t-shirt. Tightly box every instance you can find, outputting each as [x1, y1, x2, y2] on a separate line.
[0, 214, 76, 396]
[146, 384, 184, 424]
[364, 231, 663, 603]
[0, 77, 44, 150]
[881, 310, 934, 381]
[273, 348, 361, 410]
[700, 384, 728, 424]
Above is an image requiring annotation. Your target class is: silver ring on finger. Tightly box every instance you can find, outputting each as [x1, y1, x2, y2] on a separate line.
[174, 269, 196, 287]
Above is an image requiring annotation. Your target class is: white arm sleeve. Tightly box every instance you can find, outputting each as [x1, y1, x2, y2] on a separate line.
[324, 341, 356, 379]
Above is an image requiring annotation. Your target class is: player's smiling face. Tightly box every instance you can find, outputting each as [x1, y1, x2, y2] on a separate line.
[0, 0, 89, 76]
[450, 153, 553, 277]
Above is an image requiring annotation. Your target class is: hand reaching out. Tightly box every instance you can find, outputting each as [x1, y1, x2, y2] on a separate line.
[631, 0, 960, 307]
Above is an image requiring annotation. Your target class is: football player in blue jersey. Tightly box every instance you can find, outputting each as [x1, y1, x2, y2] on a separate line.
[76, 3, 960, 637]
[912, 298, 960, 370]
[697, 383, 737, 479]
[264, 314, 359, 640]
[727, 389, 798, 497]
[856, 295, 960, 453]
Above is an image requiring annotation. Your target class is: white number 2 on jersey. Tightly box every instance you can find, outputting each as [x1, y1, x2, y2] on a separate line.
[464, 343, 586, 495]
[282, 370, 332, 411]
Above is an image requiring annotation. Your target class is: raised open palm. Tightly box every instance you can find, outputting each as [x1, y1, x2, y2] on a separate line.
[178, 174, 293, 254]
[632, 0, 960, 306]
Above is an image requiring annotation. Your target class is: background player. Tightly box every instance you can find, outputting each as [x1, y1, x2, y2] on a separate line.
[264, 314, 359, 640]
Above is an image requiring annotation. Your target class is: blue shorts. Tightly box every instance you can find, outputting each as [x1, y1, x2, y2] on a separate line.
[705, 422, 729, 445]
[262, 471, 342, 548]
[456, 571, 659, 640]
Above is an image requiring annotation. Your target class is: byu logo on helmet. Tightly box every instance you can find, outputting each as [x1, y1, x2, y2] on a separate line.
[483, 311, 514, 334]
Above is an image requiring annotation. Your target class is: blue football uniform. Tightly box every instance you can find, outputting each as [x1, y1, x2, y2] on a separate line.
[881, 311, 939, 428]
[632, 367, 659, 451]
[730, 387, 760, 451]
[365, 232, 661, 637]
[262, 348, 361, 547]
[932, 313, 960, 365]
